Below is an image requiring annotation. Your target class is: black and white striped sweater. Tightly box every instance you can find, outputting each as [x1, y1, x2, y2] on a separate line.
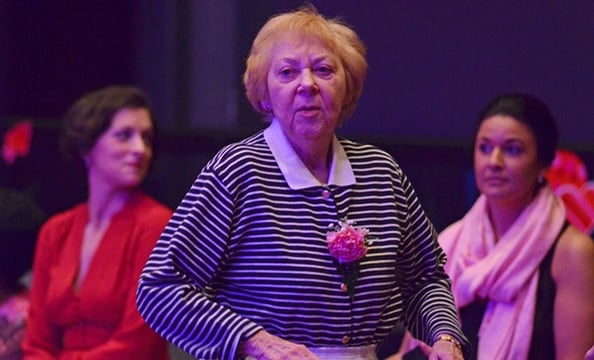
[136, 121, 464, 359]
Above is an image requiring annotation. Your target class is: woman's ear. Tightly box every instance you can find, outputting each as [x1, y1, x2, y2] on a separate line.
[538, 166, 550, 184]
[260, 100, 272, 113]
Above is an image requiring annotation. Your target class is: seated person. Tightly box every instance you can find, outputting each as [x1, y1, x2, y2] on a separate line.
[0, 187, 46, 360]
[439, 93, 594, 359]
[22, 85, 172, 359]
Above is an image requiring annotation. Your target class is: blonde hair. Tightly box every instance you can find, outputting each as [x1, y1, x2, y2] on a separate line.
[243, 4, 367, 122]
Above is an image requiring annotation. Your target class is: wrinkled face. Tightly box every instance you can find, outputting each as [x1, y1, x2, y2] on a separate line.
[263, 34, 347, 147]
[85, 108, 154, 190]
[474, 115, 547, 207]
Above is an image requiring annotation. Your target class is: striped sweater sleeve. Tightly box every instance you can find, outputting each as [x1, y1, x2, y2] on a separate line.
[136, 165, 262, 359]
[394, 170, 463, 344]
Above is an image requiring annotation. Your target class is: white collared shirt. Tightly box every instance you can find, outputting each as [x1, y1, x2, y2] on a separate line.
[264, 118, 356, 189]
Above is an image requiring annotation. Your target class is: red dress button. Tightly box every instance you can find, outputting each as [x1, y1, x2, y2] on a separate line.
[322, 189, 331, 199]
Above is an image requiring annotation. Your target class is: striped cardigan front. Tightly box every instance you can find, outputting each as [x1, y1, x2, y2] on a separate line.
[136, 130, 463, 359]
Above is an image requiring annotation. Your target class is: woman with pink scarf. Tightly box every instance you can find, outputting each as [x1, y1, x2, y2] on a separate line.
[438, 93, 594, 360]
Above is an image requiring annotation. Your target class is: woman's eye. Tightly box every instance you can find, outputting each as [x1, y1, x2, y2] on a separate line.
[114, 129, 133, 141]
[504, 144, 523, 156]
[279, 67, 297, 78]
[315, 65, 333, 76]
[477, 143, 492, 154]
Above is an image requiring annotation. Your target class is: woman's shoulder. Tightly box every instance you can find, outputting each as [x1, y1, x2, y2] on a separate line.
[131, 193, 172, 215]
[552, 225, 594, 280]
[214, 131, 267, 157]
[205, 131, 274, 174]
[40, 203, 84, 234]
[557, 225, 594, 256]
[339, 138, 402, 169]
[36, 204, 85, 249]
[127, 193, 173, 226]
[339, 137, 391, 155]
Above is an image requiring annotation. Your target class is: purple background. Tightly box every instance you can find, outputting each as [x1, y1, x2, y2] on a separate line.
[1, 0, 593, 230]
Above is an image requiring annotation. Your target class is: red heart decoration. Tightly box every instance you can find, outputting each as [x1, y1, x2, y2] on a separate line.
[546, 149, 588, 189]
[555, 182, 594, 234]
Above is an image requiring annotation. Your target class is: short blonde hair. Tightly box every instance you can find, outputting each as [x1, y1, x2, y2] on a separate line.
[243, 5, 367, 122]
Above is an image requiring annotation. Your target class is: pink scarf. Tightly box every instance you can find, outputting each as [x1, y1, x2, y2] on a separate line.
[438, 186, 565, 360]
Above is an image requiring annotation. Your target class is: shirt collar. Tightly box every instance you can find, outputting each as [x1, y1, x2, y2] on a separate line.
[264, 118, 356, 190]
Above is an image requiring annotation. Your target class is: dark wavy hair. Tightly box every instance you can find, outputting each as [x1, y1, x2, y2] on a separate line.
[0, 187, 46, 292]
[477, 93, 559, 167]
[60, 85, 156, 160]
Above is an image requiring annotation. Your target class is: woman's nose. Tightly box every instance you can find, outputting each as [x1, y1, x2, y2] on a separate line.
[130, 134, 149, 153]
[489, 148, 504, 166]
[298, 69, 319, 93]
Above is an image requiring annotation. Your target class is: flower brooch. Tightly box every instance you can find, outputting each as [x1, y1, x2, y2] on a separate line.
[326, 219, 371, 299]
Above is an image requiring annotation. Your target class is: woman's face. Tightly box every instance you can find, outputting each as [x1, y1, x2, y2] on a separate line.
[474, 115, 546, 206]
[84, 107, 154, 190]
[263, 34, 347, 147]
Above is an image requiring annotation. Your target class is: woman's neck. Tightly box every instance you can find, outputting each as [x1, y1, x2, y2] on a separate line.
[292, 138, 333, 184]
[87, 181, 133, 229]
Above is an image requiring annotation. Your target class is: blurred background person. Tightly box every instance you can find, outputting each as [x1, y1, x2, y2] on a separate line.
[439, 93, 594, 359]
[0, 187, 46, 360]
[137, 5, 467, 360]
[22, 85, 172, 359]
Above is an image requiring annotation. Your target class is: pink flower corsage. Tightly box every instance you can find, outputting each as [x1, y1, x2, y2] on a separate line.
[327, 219, 371, 299]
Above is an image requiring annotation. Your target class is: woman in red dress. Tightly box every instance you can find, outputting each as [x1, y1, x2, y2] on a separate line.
[22, 86, 172, 360]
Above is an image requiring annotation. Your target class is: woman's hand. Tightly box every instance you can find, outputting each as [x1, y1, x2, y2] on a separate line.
[240, 330, 321, 360]
[427, 338, 464, 360]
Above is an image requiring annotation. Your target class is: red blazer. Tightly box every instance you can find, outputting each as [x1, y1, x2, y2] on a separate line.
[23, 192, 172, 360]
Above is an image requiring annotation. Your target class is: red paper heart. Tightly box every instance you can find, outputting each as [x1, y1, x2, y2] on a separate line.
[546, 149, 588, 188]
[555, 182, 594, 234]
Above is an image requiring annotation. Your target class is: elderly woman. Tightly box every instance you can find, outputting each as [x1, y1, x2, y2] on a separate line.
[137, 6, 467, 360]
[439, 93, 594, 359]
[23, 86, 172, 359]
